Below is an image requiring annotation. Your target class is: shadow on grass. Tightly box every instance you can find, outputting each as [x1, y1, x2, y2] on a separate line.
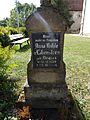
[67, 91, 86, 120]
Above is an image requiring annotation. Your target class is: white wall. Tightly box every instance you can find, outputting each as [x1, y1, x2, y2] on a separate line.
[82, 0, 90, 34]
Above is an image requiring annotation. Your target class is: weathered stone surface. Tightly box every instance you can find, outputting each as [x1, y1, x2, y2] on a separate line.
[26, 7, 66, 32]
[24, 83, 68, 99]
[26, 6, 66, 85]
[40, 0, 51, 6]
[25, 3, 67, 108]
[27, 62, 66, 84]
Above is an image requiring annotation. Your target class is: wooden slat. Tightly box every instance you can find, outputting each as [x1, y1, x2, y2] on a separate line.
[9, 34, 30, 49]
[9, 34, 23, 40]
[12, 38, 29, 44]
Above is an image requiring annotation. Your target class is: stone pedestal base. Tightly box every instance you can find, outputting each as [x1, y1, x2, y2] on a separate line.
[24, 83, 68, 108]
[24, 85, 85, 120]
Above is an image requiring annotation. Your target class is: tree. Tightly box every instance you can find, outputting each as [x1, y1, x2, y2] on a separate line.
[8, 2, 36, 27]
[0, 18, 8, 27]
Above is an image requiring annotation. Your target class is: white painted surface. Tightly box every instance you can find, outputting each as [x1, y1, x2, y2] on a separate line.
[83, 0, 90, 34]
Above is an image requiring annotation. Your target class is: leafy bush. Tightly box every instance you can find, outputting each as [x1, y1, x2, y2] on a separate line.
[0, 27, 10, 47]
[0, 27, 29, 47]
[0, 46, 17, 119]
[19, 27, 29, 37]
[8, 27, 19, 35]
[8, 27, 28, 37]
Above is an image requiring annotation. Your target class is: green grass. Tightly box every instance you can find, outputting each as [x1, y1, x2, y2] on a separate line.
[8, 43, 31, 90]
[64, 34, 90, 120]
[7, 35, 90, 119]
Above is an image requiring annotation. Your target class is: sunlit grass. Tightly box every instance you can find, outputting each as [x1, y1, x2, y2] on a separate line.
[8, 43, 31, 90]
[64, 34, 90, 119]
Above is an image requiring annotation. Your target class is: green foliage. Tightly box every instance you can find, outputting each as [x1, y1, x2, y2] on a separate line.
[8, 2, 36, 27]
[8, 27, 28, 36]
[8, 27, 19, 34]
[8, 43, 31, 90]
[0, 18, 8, 27]
[0, 27, 28, 47]
[52, 0, 73, 27]
[19, 27, 28, 37]
[0, 27, 10, 47]
[0, 46, 17, 119]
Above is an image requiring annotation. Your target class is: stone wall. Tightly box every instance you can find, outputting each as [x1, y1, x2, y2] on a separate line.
[68, 11, 82, 33]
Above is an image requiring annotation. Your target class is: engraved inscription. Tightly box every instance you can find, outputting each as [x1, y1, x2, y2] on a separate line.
[32, 32, 60, 68]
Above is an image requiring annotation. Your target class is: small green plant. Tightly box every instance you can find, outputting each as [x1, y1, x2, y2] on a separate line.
[0, 46, 17, 119]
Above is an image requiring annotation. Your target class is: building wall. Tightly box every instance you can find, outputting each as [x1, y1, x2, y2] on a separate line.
[68, 11, 82, 33]
[64, 0, 83, 33]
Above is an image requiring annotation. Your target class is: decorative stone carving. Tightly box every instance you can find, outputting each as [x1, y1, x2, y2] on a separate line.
[40, 0, 51, 6]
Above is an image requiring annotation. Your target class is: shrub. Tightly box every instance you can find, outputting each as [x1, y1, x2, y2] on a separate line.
[0, 46, 17, 119]
[0, 27, 28, 47]
[0, 27, 10, 47]
[8, 27, 18, 35]
[19, 27, 29, 37]
[8, 27, 28, 37]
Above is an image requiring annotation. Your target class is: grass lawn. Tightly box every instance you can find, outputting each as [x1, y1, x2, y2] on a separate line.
[7, 34, 90, 119]
[8, 43, 31, 91]
[64, 34, 90, 120]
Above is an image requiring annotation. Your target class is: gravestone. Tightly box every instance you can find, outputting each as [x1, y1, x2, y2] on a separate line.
[25, 1, 68, 108]
[23, 1, 85, 119]
[24, 0, 84, 120]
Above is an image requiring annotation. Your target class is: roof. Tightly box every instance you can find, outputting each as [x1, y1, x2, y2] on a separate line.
[64, 0, 84, 11]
